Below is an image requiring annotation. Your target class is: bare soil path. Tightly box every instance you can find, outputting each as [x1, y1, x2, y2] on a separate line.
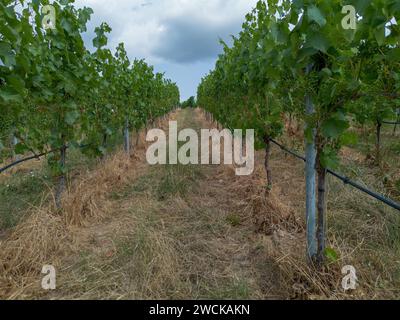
[37, 108, 284, 299]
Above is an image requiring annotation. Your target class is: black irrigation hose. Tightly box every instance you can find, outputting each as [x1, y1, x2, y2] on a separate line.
[0, 149, 58, 174]
[382, 121, 400, 125]
[0, 143, 92, 174]
[326, 169, 400, 211]
[269, 138, 400, 212]
[270, 138, 306, 162]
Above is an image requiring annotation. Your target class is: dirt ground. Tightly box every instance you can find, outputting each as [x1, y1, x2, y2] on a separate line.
[1, 108, 398, 300]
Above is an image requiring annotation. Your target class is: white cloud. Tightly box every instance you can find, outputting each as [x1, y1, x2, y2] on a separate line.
[74, 0, 258, 100]
[76, 0, 257, 63]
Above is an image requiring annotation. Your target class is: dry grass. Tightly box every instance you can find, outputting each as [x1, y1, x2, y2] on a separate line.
[249, 147, 399, 299]
[0, 151, 141, 298]
[1, 108, 398, 300]
[33, 108, 281, 299]
[199, 108, 400, 300]
[0, 113, 174, 299]
[0, 157, 45, 184]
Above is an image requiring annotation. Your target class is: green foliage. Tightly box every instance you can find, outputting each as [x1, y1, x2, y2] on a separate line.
[0, 1, 180, 170]
[324, 247, 339, 263]
[181, 96, 196, 109]
[198, 0, 399, 167]
[226, 214, 241, 227]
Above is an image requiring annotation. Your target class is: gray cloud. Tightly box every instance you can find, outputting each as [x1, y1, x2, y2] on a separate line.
[152, 16, 239, 63]
[74, 0, 258, 99]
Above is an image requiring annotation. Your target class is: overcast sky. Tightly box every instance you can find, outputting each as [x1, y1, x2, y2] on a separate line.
[74, 0, 258, 101]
